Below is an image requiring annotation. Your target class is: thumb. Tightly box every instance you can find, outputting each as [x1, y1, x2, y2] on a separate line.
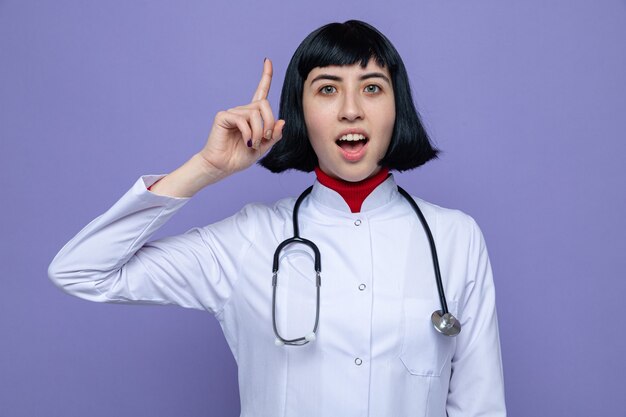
[260, 119, 285, 152]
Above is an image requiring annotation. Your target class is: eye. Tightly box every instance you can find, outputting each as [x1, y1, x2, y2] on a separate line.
[319, 85, 337, 95]
[364, 84, 381, 94]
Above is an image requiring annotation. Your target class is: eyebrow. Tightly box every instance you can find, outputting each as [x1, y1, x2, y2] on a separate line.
[309, 72, 391, 85]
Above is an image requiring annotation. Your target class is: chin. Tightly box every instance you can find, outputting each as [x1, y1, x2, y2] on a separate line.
[335, 165, 381, 183]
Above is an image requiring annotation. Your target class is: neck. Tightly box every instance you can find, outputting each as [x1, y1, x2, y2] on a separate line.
[314, 167, 390, 213]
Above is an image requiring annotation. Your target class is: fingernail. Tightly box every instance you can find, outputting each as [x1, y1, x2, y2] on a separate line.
[247, 139, 252, 148]
[264, 57, 267, 63]
[264, 129, 272, 140]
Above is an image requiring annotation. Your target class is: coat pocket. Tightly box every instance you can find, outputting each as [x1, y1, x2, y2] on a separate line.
[399, 298, 458, 377]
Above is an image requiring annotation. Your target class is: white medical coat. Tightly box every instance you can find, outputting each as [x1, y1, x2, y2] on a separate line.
[49, 174, 506, 417]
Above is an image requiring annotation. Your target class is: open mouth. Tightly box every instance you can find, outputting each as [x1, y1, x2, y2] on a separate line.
[335, 133, 369, 153]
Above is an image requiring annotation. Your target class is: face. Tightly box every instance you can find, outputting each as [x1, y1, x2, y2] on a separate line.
[302, 59, 396, 182]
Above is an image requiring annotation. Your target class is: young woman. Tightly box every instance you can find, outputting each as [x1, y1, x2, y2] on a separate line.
[49, 20, 506, 417]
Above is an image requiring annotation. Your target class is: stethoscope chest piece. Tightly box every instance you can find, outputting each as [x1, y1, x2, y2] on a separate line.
[431, 310, 461, 337]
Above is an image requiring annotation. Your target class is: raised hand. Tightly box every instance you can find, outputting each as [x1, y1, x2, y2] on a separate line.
[147, 59, 285, 198]
[198, 58, 286, 178]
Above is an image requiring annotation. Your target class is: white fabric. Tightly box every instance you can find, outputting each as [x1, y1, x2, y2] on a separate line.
[49, 174, 506, 417]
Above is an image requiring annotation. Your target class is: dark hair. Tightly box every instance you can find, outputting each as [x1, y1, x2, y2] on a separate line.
[259, 20, 439, 173]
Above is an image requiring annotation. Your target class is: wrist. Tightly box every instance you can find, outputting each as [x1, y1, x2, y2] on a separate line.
[148, 155, 229, 198]
[191, 153, 230, 185]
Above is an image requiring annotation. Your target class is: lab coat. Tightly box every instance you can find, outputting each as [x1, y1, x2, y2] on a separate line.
[49, 174, 506, 417]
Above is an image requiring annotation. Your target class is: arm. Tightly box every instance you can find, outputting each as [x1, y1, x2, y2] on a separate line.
[48, 174, 257, 313]
[48, 59, 283, 311]
[446, 219, 507, 416]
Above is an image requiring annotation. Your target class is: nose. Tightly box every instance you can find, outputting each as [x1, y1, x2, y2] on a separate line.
[338, 91, 364, 122]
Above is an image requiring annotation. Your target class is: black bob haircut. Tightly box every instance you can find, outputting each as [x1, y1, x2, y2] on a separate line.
[260, 20, 439, 173]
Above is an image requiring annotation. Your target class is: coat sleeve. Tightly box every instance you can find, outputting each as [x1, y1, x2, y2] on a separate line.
[446, 217, 507, 416]
[48, 175, 257, 314]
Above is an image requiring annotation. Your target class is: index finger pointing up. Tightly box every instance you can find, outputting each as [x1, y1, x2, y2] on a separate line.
[252, 58, 273, 102]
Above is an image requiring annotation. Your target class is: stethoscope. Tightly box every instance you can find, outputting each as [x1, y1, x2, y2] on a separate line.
[272, 184, 461, 346]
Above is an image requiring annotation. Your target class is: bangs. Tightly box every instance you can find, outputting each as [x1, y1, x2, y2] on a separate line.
[297, 21, 396, 78]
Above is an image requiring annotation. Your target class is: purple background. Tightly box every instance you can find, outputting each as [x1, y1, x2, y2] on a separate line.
[1, 0, 625, 416]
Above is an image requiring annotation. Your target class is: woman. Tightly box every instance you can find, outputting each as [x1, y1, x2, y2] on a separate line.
[49, 20, 506, 416]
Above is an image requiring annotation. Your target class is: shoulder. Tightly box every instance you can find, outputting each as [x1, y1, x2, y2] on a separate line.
[237, 196, 297, 222]
[411, 195, 478, 226]
[200, 196, 296, 237]
[402, 195, 490, 271]
[405, 194, 483, 242]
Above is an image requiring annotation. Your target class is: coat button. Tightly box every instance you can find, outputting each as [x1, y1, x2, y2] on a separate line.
[358, 283, 366, 291]
[354, 358, 363, 366]
[354, 219, 362, 226]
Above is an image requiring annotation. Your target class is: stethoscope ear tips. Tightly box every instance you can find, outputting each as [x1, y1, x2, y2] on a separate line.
[431, 310, 461, 337]
[275, 338, 285, 346]
[305, 332, 316, 342]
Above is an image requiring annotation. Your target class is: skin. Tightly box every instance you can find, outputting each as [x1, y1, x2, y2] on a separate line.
[149, 59, 284, 197]
[149, 58, 395, 198]
[303, 60, 396, 182]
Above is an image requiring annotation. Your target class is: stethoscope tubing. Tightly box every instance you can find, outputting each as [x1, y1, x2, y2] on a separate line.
[396, 186, 450, 315]
[272, 183, 459, 346]
[272, 187, 321, 345]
